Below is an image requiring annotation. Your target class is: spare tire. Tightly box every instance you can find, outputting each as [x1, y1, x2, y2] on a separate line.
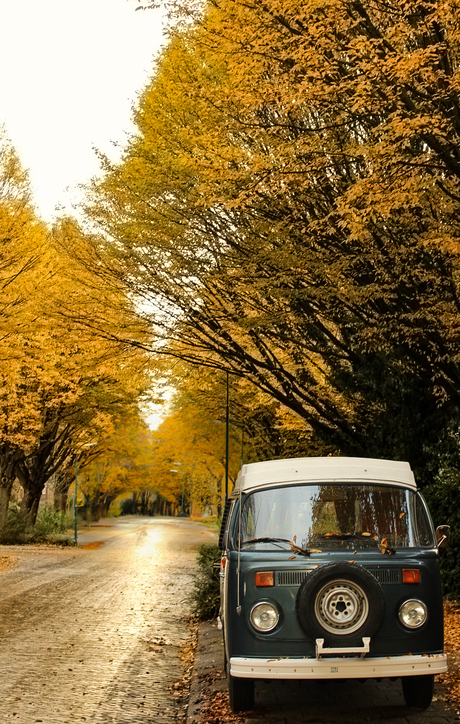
[296, 562, 385, 647]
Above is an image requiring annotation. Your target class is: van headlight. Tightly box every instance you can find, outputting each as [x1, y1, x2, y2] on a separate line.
[250, 602, 280, 632]
[398, 599, 427, 629]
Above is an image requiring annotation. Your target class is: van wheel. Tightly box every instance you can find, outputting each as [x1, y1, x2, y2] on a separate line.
[402, 674, 434, 710]
[296, 562, 385, 647]
[228, 673, 255, 712]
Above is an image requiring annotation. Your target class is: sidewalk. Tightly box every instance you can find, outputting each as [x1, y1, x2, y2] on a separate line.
[187, 621, 459, 724]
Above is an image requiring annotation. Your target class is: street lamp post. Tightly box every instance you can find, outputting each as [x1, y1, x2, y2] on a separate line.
[74, 456, 79, 545]
[180, 474, 185, 514]
[170, 462, 187, 517]
[225, 370, 229, 504]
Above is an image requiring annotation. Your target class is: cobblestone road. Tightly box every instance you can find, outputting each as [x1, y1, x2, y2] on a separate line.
[0, 516, 217, 724]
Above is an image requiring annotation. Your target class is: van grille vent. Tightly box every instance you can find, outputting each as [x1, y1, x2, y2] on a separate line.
[368, 568, 401, 584]
[275, 568, 401, 586]
[276, 570, 311, 586]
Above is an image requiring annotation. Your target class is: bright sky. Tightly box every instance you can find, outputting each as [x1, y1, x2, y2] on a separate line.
[0, 0, 165, 221]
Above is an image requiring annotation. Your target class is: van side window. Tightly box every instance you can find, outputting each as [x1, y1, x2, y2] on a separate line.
[414, 494, 434, 547]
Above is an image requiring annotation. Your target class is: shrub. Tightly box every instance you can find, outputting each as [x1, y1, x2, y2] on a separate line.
[33, 507, 69, 537]
[191, 543, 221, 620]
[0, 506, 73, 546]
[0, 506, 28, 544]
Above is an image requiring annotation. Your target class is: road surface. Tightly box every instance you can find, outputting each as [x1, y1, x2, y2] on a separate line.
[0, 516, 217, 724]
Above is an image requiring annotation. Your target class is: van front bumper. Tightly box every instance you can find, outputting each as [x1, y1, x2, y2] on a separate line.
[229, 653, 447, 679]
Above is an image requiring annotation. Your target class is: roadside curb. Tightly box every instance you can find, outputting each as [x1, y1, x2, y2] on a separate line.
[187, 620, 228, 723]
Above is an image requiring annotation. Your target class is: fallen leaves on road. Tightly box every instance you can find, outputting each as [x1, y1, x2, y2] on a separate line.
[0, 555, 15, 571]
[193, 690, 247, 724]
[78, 541, 105, 550]
[437, 602, 460, 708]
[170, 619, 199, 720]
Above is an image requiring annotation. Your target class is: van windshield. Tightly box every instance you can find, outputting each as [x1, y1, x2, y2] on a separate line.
[239, 483, 434, 551]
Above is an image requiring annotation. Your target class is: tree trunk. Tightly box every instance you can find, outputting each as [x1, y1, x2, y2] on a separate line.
[140, 491, 149, 515]
[101, 494, 116, 517]
[132, 491, 139, 514]
[15, 429, 63, 526]
[0, 482, 13, 527]
[0, 449, 23, 526]
[53, 470, 74, 513]
[15, 462, 46, 527]
[20, 488, 42, 527]
[54, 488, 69, 514]
[89, 493, 103, 522]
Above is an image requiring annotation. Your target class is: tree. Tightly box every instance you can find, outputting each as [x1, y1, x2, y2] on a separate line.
[78, 1, 460, 482]
[144, 360, 308, 515]
[165, 359, 328, 461]
[0, 134, 50, 523]
[0, 145, 155, 526]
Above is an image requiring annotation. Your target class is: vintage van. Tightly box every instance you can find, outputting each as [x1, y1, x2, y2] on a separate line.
[219, 457, 448, 712]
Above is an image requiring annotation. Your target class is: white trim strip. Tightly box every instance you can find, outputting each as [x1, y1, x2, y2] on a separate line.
[229, 653, 447, 679]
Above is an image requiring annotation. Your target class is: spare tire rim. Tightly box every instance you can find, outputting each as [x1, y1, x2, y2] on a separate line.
[314, 578, 369, 635]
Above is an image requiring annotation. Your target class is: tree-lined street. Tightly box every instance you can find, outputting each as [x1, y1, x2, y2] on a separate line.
[1, 2, 460, 719]
[0, 517, 216, 723]
[2, 0, 460, 594]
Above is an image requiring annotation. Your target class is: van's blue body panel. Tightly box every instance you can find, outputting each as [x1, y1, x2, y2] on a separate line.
[222, 548, 444, 662]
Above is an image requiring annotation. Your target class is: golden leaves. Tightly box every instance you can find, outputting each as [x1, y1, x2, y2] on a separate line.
[290, 541, 310, 556]
[379, 537, 395, 556]
[79, 0, 460, 474]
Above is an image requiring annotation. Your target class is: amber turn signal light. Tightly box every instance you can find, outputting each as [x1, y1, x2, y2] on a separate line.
[255, 571, 275, 587]
[402, 569, 421, 584]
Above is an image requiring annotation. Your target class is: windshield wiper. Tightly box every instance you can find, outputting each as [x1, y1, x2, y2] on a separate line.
[321, 533, 382, 543]
[241, 537, 322, 556]
[240, 537, 317, 556]
[241, 537, 292, 550]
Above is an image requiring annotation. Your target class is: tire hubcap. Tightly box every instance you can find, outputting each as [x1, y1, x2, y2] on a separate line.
[315, 579, 369, 635]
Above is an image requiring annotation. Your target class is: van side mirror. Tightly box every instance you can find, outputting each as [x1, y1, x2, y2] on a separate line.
[436, 525, 451, 549]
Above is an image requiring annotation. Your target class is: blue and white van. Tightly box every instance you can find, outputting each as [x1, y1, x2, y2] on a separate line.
[219, 457, 448, 712]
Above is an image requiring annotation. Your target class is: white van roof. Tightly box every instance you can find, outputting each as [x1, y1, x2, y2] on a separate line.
[232, 457, 416, 494]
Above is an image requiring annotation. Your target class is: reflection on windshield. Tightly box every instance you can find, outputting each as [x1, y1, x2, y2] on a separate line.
[240, 484, 433, 550]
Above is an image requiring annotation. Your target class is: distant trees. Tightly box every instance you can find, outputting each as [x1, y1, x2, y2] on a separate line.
[149, 400, 240, 517]
[73, 412, 155, 521]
